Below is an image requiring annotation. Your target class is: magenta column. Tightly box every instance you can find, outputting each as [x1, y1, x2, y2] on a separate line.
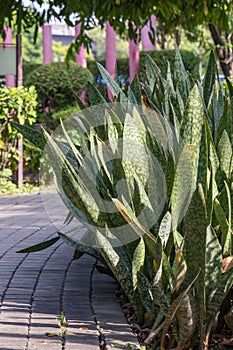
[42, 24, 52, 64]
[141, 15, 157, 51]
[106, 21, 116, 78]
[129, 33, 140, 81]
[106, 21, 116, 100]
[75, 23, 87, 68]
[3, 28, 15, 87]
[16, 34, 23, 187]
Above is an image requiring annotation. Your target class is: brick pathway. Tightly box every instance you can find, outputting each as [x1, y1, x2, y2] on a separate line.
[0, 193, 140, 350]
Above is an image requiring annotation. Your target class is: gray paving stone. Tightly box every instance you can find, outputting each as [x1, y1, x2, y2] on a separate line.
[92, 271, 140, 350]
[0, 193, 141, 350]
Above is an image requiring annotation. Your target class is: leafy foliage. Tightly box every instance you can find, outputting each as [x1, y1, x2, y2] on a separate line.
[0, 86, 37, 175]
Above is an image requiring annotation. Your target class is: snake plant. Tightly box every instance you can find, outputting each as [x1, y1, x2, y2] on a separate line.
[14, 48, 233, 349]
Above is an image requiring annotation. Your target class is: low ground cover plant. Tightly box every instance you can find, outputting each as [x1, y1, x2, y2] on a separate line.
[13, 48, 233, 349]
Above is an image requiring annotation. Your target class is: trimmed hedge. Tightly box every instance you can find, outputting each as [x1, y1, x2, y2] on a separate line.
[24, 62, 93, 112]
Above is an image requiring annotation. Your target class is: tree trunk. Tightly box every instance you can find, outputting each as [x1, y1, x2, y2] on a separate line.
[175, 28, 181, 46]
[208, 22, 233, 77]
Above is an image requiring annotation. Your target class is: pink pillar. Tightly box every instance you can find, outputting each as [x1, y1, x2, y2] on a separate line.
[141, 14, 157, 51]
[16, 34, 23, 188]
[75, 23, 87, 68]
[3, 28, 15, 87]
[106, 22, 116, 78]
[42, 24, 52, 64]
[106, 21, 116, 100]
[129, 34, 140, 81]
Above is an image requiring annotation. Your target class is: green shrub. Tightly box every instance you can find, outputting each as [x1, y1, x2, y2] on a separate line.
[23, 63, 42, 80]
[24, 62, 93, 113]
[14, 49, 232, 349]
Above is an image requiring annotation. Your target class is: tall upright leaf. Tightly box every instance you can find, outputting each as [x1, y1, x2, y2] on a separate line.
[184, 184, 208, 347]
[11, 121, 45, 150]
[171, 145, 195, 232]
[96, 230, 134, 303]
[217, 130, 233, 178]
[203, 51, 216, 109]
[181, 84, 204, 186]
[174, 45, 189, 101]
[132, 238, 145, 289]
[97, 63, 122, 98]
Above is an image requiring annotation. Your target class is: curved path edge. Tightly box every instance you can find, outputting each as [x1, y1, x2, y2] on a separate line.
[0, 193, 141, 350]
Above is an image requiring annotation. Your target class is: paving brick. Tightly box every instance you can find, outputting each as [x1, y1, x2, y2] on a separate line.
[0, 194, 141, 350]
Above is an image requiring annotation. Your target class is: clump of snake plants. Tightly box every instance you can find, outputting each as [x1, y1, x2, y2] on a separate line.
[13, 48, 233, 349]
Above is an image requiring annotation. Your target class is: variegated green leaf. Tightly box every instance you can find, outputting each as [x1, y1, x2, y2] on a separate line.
[137, 271, 155, 318]
[42, 129, 101, 226]
[209, 137, 220, 199]
[206, 267, 233, 330]
[132, 238, 145, 289]
[197, 120, 208, 196]
[214, 198, 231, 256]
[184, 184, 208, 345]
[175, 292, 198, 350]
[97, 62, 122, 97]
[158, 211, 172, 249]
[226, 78, 233, 122]
[96, 230, 134, 303]
[203, 50, 216, 109]
[160, 272, 199, 350]
[58, 232, 105, 264]
[17, 237, 60, 253]
[180, 84, 204, 186]
[216, 98, 232, 145]
[11, 121, 45, 149]
[87, 82, 107, 105]
[128, 74, 142, 106]
[223, 181, 232, 256]
[152, 260, 170, 313]
[73, 250, 84, 260]
[217, 130, 233, 178]
[174, 44, 189, 101]
[122, 111, 149, 187]
[176, 87, 185, 122]
[205, 226, 222, 303]
[171, 144, 195, 232]
[145, 54, 162, 91]
[166, 60, 175, 92]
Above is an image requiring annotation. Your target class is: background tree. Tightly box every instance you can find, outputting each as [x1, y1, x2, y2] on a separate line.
[156, 1, 233, 77]
[0, 0, 233, 76]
